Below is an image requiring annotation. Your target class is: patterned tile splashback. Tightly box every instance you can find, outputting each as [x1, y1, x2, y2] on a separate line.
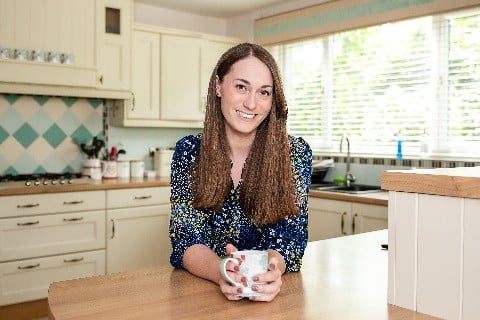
[0, 94, 104, 175]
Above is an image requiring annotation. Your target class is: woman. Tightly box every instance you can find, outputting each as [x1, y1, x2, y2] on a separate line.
[169, 43, 312, 302]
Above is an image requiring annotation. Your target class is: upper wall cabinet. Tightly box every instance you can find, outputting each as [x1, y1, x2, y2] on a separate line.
[0, 0, 131, 99]
[96, 0, 132, 91]
[109, 24, 242, 128]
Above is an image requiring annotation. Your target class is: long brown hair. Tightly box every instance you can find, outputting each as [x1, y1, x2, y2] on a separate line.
[192, 43, 298, 225]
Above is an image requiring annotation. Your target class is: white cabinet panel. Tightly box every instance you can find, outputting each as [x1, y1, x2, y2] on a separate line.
[0, 250, 105, 306]
[463, 199, 480, 320]
[107, 186, 170, 208]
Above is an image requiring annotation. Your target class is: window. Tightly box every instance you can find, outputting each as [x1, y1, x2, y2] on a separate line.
[268, 8, 480, 157]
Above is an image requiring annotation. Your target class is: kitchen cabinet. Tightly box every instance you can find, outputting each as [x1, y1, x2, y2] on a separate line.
[109, 24, 241, 127]
[0, 0, 97, 88]
[95, 0, 132, 91]
[0, 191, 106, 306]
[308, 197, 387, 241]
[106, 186, 171, 274]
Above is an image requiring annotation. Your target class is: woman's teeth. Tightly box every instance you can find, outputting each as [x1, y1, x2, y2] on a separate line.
[237, 110, 254, 119]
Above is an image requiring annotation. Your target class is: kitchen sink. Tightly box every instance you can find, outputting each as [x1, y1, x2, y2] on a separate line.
[311, 183, 382, 194]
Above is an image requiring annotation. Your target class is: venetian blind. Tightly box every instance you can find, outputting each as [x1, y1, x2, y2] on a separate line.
[268, 8, 480, 157]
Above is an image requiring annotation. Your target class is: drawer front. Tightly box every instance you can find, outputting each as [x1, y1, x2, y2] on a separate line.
[107, 187, 170, 208]
[0, 249, 105, 306]
[0, 191, 106, 218]
[0, 211, 105, 261]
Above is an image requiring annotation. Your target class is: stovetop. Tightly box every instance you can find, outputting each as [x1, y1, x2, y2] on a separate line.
[0, 172, 93, 188]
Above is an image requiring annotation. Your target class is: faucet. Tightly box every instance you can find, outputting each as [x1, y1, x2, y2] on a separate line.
[339, 135, 356, 187]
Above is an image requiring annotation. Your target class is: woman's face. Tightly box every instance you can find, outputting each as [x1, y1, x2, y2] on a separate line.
[216, 56, 273, 140]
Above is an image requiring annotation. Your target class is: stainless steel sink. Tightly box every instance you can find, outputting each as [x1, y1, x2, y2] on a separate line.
[311, 184, 382, 194]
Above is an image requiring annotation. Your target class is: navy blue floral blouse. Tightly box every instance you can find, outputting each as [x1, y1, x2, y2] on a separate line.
[169, 134, 312, 272]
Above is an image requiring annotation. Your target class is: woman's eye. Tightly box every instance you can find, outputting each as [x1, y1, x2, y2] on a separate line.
[235, 84, 247, 92]
[260, 90, 272, 97]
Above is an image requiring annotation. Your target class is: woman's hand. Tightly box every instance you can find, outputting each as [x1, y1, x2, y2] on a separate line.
[218, 245, 284, 302]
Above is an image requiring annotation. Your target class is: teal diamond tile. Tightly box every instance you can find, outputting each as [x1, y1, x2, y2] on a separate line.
[61, 97, 77, 107]
[88, 98, 104, 109]
[43, 124, 67, 148]
[33, 166, 47, 174]
[33, 95, 49, 106]
[1, 108, 23, 134]
[71, 125, 93, 145]
[13, 123, 39, 148]
[0, 126, 8, 144]
[3, 94, 20, 105]
[57, 110, 81, 136]
[2, 166, 18, 175]
[62, 165, 75, 173]
[28, 109, 53, 135]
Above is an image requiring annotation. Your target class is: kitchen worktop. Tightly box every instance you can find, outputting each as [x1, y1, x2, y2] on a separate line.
[0, 177, 388, 205]
[47, 229, 437, 320]
[381, 166, 480, 199]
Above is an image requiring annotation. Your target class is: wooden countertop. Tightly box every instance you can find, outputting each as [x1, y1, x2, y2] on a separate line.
[381, 166, 480, 199]
[47, 230, 438, 320]
[309, 189, 388, 206]
[0, 178, 170, 196]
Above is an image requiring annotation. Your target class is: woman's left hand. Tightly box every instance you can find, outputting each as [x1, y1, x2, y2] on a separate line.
[247, 255, 283, 302]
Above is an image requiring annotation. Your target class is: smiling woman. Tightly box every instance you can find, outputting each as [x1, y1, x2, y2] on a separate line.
[168, 43, 312, 302]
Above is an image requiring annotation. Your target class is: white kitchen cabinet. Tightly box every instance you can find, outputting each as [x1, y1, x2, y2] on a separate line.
[106, 187, 171, 274]
[95, 0, 132, 91]
[0, 191, 106, 306]
[0, 0, 97, 88]
[308, 197, 387, 241]
[109, 24, 241, 127]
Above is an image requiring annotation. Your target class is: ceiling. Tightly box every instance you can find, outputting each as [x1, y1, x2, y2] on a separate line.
[134, 0, 293, 18]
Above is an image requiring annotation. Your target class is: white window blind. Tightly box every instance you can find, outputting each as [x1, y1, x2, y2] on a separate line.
[268, 8, 480, 157]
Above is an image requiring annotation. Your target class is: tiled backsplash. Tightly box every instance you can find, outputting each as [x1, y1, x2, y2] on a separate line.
[0, 94, 104, 175]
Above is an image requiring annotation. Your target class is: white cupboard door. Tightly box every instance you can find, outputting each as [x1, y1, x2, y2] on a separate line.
[130, 30, 160, 120]
[96, 0, 132, 90]
[0, 250, 105, 306]
[308, 198, 351, 241]
[0, 211, 105, 261]
[160, 34, 204, 121]
[107, 205, 171, 274]
[351, 203, 387, 234]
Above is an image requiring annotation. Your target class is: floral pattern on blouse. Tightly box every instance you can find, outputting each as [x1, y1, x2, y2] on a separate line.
[169, 134, 312, 272]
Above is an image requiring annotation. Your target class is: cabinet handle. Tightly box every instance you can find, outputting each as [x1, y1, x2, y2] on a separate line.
[134, 195, 152, 200]
[131, 92, 136, 111]
[352, 213, 358, 234]
[16, 203, 40, 208]
[341, 212, 347, 235]
[111, 219, 115, 239]
[17, 220, 40, 226]
[63, 200, 84, 205]
[64, 257, 84, 263]
[18, 263, 40, 270]
[63, 217, 84, 222]
[99, 74, 103, 84]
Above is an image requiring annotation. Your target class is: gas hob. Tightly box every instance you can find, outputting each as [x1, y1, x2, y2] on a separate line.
[0, 173, 93, 189]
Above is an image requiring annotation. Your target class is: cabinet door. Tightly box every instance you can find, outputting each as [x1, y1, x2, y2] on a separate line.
[0, 250, 105, 306]
[351, 203, 388, 234]
[308, 198, 351, 241]
[107, 204, 171, 273]
[96, 0, 132, 90]
[160, 34, 204, 121]
[129, 30, 160, 120]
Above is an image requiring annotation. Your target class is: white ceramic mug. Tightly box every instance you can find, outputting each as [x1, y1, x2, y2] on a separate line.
[102, 160, 117, 179]
[219, 250, 268, 297]
[116, 160, 130, 179]
[130, 160, 144, 179]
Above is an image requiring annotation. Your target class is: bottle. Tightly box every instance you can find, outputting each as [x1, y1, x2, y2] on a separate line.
[396, 130, 403, 159]
[420, 129, 429, 157]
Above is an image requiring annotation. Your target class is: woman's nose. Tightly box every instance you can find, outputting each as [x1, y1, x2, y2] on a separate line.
[243, 91, 256, 109]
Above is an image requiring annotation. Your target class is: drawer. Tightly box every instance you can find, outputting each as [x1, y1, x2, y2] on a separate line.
[0, 191, 106, 218]
[0, 211, 105, 262]
[0, 249, 105, 306]
[107, 187, 170, 208]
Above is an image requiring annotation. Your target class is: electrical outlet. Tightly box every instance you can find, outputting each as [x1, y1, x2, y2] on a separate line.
[148, 147, 157, 157]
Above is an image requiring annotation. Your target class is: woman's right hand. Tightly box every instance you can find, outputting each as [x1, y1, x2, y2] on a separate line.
[219, 244, 244, 300]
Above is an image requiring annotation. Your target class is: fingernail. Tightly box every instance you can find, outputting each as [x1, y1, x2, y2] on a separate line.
[252, 285, 258, 291]
[237, 287, 242, 293]
[234, 266, 239, 272]
[269, 263, 276, 270]
[253, 276, 259, 281]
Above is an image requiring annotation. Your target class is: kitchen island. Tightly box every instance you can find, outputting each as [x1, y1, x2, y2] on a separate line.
[47, 230, 437, 320]
[381, 166, 480, 320]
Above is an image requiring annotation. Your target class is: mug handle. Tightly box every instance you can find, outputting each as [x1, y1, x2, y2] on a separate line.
[219, 257, 241, 287]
